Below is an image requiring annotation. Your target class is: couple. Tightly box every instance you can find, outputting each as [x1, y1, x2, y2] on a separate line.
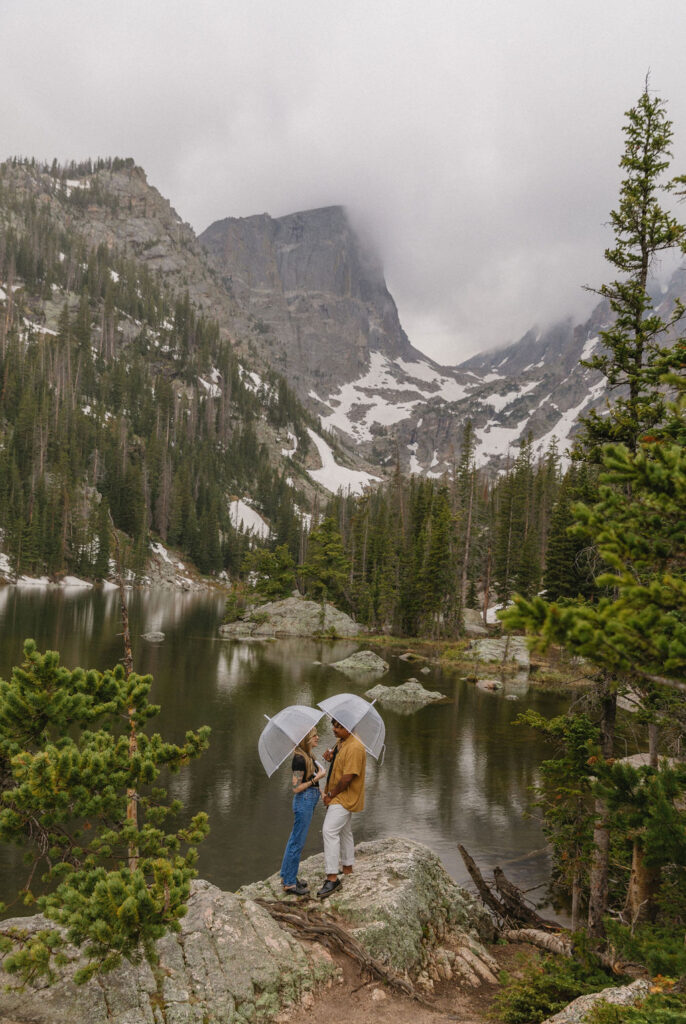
[280, 718, 366, 899]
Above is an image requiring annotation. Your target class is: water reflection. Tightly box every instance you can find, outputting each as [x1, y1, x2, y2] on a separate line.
[0, 589, 567, 910]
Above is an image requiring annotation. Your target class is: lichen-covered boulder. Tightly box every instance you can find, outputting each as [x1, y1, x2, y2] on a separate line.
[365, 678, 447, 709]
[0, 880, 337, 1024]
[239, 837, 494, 979]
[219, 597, 364, 638]
[330, 650, 389, 679]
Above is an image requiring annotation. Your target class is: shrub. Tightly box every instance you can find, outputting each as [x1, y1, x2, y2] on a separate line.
[493, 952, 616, 1024]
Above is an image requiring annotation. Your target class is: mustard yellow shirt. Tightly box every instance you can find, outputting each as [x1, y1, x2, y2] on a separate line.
[329, 733, 366, 812]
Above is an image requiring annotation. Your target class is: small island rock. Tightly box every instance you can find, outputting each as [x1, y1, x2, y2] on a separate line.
[476, 678, 503, 692]
[141, 630, 165, 642]
[219, 597, 364, 638]
[469, 636, 530, 673]
[365, 677, 447, 708]
[331, 650, 389, 679]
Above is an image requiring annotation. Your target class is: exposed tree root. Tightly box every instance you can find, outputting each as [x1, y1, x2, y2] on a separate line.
[254, 898, 436, 1008]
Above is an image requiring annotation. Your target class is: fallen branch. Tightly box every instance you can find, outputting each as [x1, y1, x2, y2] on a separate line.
[492, 867, 559, 931]
[458, 844, 509, 922]
[458, 845, 560, 931]
[254, 899, 434, 1007]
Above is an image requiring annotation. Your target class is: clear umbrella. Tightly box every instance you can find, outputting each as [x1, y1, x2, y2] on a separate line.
[258, 705, 324, 777]
[318, 693, 385, 760]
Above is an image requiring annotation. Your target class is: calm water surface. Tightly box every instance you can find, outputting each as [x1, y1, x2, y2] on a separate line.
[0, 586, 568, 906]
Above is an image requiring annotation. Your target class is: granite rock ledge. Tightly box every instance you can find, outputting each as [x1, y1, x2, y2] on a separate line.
[0, 838, 496, 1023]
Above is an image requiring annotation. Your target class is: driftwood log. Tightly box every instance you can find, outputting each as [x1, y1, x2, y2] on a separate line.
[254, 898, 435, 1007]
[503, 929, 647, 978]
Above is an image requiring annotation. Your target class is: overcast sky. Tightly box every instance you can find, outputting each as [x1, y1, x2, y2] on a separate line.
[4, 1, 686, 363]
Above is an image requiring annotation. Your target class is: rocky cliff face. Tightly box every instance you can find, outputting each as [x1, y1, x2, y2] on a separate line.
[199, 206, 421, 395]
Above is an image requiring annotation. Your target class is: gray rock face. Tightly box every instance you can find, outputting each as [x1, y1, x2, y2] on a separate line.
[239, 837, 495, 977]
[330, 650, 389, 679]
[199, 207, 420, 398]
[141, 631, 165, 642]
[218, 597, 364, 638]
[0, 880, 336, 1024]
[541, 979, 651, 1024]
[470, 636, 530, 673]
[462, 608, 489, 638]
[365, 678, 447, 709]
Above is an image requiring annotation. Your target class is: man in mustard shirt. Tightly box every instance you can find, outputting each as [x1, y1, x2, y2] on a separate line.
[317, 719, 366, 899]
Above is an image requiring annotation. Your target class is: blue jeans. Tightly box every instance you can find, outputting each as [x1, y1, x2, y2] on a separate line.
[280, 787, 320, 886]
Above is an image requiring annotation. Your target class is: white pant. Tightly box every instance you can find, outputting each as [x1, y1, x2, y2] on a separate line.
[322, 803, 356, 875]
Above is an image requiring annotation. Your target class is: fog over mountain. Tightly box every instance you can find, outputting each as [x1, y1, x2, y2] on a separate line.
[4, 0, 686, 363]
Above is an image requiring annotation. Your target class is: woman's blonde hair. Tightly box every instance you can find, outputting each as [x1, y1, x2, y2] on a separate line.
[294, 727, 318, 780]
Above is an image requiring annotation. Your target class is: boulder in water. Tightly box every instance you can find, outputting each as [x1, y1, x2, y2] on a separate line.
[219, 597, 364, 638]
[365, 677, 447, 708]
[330, 650, 389, 679]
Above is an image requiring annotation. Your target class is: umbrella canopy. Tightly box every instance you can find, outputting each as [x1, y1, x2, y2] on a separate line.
[318, 693, 385, 760]
[258, 705, 324, 777]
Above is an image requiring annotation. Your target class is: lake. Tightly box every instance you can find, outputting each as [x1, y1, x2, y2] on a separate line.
[0, 586, 568, 909]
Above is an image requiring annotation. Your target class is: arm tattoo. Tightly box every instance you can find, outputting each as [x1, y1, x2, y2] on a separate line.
[292, 770, 304, 790]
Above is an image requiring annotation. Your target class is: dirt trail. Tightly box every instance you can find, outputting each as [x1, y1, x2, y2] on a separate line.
[298, 942, 535, 1024]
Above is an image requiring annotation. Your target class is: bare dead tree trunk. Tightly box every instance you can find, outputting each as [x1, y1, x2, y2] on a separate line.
[588, 682, 617, 937]
[459, 470, 475, 614]
[482, 543, 492, 626]
[626, 838, 660, 925]
[571, 865, 582, 933]
[109, 512, 139, 870]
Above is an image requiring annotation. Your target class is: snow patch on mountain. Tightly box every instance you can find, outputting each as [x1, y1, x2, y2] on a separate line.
[229, 500, 271, 538]
[319, 352, 470, 442]
[580, 335, 600, 361]
[475, 417, 530, 460]
[306, 429, 379, 495]
[281, 432, 298, 457]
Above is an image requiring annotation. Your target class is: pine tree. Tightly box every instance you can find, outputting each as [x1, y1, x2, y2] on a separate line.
[0, 641, 210, 985]
[577, 83, 686, 457]
[302, 516, 351, 609]
[504, 382, 686, 932]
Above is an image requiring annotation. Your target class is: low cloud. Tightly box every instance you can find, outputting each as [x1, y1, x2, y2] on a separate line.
[4, 0, 686, 361]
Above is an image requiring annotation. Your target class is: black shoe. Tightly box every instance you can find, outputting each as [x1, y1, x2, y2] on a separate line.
[283, 880, 310, 896]
[317, 878, 341, 899]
